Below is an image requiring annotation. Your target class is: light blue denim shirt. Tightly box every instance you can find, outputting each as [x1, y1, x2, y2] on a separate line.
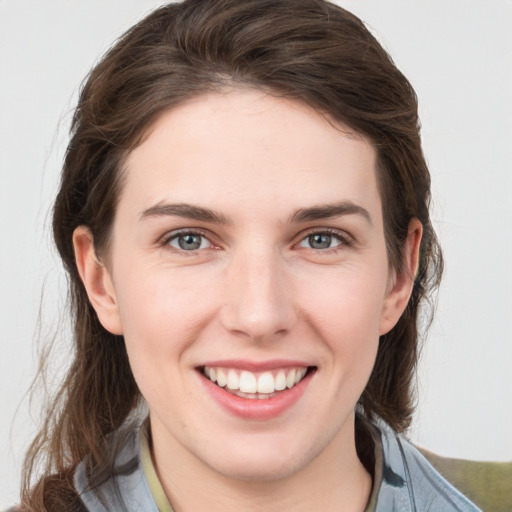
[73, 419, 481, 512]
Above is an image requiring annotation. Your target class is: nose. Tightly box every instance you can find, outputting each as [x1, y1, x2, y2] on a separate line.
[219, 248, 297, 342]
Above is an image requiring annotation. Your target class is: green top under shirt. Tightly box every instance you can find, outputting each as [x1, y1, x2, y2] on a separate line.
[139, 424, 175, 512]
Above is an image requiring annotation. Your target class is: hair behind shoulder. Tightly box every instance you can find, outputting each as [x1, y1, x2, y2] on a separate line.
[21, 0, 442, 507]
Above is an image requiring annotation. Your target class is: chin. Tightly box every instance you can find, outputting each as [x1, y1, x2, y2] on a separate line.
[200, 432, 326, 483]
[211, 454, 305, 483]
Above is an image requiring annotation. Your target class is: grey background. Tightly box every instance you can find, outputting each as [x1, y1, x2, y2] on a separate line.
[1, 0, 511, 507]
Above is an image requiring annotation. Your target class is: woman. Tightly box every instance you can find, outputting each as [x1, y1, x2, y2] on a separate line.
[16, 0, 480, 510]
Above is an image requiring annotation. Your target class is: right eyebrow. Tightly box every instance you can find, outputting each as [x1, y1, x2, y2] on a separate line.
[289, 201, 373, 226]
[139, 202, 231, 224]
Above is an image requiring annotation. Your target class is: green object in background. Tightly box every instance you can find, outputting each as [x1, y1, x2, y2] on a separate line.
[419, 448, 512, 512]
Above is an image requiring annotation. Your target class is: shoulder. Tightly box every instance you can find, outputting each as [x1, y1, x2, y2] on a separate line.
[370, 421, 482, 511]
[74, 425, 158, 512]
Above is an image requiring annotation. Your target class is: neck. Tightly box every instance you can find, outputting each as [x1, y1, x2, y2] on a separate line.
[150, 414, 372, 512]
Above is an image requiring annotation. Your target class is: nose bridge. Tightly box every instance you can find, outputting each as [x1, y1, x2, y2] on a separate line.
[221, 242, 296, 340]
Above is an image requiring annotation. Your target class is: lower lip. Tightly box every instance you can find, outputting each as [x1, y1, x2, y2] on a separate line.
[199, 370, 314, 420]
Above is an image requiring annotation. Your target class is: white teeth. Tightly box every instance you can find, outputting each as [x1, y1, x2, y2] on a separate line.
[203, 366, 309, 396]
[286, 369, 296, 388]
[257, 372, 275, 394]
[239, 371, 257, 393]
[275, 370, 286, 391]
[216, 368, 227, 387]
[227, 369, 239, 390]
[295, 367, 306, 384]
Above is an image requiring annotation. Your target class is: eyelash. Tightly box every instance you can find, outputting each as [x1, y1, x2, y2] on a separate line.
[297, 228, 352, 251]
[160, 228, 352, 254]
[160, 229, 215, 254]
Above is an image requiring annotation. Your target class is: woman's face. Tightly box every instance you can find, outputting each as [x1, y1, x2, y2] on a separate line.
[77, 90, 418, 482]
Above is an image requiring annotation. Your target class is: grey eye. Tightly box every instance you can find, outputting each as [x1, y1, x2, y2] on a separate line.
[308, 233, 333, 249]
[298, 232, 343, 250]
[169, 233, 210, 251]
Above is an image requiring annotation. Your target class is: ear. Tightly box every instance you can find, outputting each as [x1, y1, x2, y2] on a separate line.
[379, 219, 423, 336]
[73, 226, 124, 335]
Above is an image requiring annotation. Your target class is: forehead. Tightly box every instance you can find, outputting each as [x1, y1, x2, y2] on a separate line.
[120, 90, 381, 223]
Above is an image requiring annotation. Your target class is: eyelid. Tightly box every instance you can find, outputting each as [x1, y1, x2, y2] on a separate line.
[294, 227, 354, 249]
[160, 228, 217, 251]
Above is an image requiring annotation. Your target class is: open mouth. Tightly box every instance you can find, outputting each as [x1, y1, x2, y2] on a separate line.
[200, 366, 315, 400]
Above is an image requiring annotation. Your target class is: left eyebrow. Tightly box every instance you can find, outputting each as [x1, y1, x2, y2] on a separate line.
[289, 201, 373, 226]
[139, 202, 231, 224]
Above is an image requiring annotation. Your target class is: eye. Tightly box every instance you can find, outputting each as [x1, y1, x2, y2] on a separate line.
[297, 231, 345, 250]
[167, 232, 212, 251]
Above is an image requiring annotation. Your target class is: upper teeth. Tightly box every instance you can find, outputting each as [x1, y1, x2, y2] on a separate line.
[204, 366, 308, 394]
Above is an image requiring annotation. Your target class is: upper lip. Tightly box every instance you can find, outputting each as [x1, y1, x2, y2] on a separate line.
[198, 359, 314, 372]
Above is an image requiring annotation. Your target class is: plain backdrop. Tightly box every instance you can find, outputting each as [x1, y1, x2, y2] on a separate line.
[1, 0, 511, 507]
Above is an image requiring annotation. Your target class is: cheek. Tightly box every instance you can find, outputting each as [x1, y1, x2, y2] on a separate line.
[112, 269, 215, 394]
[299, 269, 385, 382]
[116, 261, 216, 336]
[300, 265, 388, 337]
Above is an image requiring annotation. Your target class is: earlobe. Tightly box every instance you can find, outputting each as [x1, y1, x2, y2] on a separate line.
[73, 226, 124, 335]
[379, 219, 423, 336]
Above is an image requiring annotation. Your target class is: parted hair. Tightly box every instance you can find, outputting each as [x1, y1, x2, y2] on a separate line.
[21, 0, 442, 509]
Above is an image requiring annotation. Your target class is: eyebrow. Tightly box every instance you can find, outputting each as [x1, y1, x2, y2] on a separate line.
[289, 201, 373, 226]
[140, 203, 231, 224]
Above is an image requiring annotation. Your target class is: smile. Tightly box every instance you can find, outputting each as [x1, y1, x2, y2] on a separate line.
[202, 366, 310, 399]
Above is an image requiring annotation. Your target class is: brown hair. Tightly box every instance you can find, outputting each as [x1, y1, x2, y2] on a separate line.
[21, 0, 442, 509]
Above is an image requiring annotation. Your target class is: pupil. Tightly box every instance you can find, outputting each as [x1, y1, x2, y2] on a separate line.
[179, 234, 201, 250]
[310, 234, 331, 249]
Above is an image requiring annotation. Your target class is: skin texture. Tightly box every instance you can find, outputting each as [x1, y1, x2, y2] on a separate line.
[73, 90, 421, 511]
